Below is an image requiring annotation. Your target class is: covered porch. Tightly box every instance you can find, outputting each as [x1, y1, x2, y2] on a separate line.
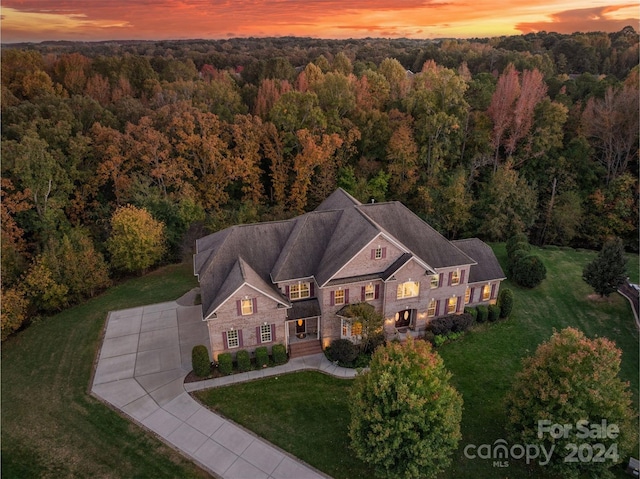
[285, 298, 323, 357]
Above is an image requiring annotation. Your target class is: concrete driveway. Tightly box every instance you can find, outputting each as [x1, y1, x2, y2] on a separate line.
[91, 293, 329, 479]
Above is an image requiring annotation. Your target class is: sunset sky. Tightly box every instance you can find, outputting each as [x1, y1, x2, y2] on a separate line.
[1, 0, 638, 43]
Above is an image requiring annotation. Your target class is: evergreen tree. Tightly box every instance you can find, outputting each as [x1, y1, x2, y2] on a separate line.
[582, 237, 628, 297]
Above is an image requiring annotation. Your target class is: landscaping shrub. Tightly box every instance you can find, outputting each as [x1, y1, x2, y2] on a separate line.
[498, 288, 514, 318]
[511, 254, 546, 288]
[423, 330, 435, 345]
[272, 343, 287, 365]
[451, 313, 473, 333]
[363, 332, 386, 355]
[328, 338, 359, 364]
[255, 346, 269, 368]
[191, 344, 211, 378]
[476, 305, 488, 323]
[236, 349, 251, 372]
[464, 306, 478, 321]
[509, 241, 531, 256]
[506, 233, 529, 255]
[488, 304, 501, 322]
[429, 316, 454, 336]
[217, 352, 233, 375]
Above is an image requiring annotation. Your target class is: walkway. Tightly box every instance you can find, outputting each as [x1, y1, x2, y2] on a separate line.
[618, 280, 640, 329]
[90, 297, 358, 479]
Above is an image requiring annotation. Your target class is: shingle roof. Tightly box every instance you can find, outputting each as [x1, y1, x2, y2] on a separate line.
[356, 202, 476, 269]
[451, 238, 506, 283]
[195, 190, 501, 319]
[287, 299, 322, 320]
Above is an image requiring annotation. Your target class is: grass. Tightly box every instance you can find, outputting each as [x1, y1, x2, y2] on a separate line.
[1, 263, 208, 479]
[195, 245, 639, 479]
[195, 372, 374, 479]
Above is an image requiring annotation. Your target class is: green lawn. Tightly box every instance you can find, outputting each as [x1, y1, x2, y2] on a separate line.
[196, 245, 639, 479]
[1, 263, 207, 479]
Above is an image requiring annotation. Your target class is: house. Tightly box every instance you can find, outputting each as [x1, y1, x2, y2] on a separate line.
[193, 189, 505, 359]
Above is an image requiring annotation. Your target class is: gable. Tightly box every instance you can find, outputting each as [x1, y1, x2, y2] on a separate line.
[331, 234, 405, 280]
[209, 283, 288, 321]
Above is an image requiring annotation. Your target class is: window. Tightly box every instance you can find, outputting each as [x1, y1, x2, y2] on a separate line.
[334, 289, 345, 305]
[290, 282, 310, 300]
[260, 324, 272, 343]
[241, 298, 253, 315]
[451, 269, 460, 286]
[464, 287, 471, 304]
[374, 247, 382, 259]
[482, 284, 491, 301]
[427, 299, 437, 317]
[430, 275, 439, 288]
[447, 297, 457, 314]
[226, 330, 239, 349]
[397, 281, 420, 299]
[341, 319, 362, 338]
[365, 284, 375, 301]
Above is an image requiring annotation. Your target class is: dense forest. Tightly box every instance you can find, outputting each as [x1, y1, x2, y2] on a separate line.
[2, 29, 638, 338]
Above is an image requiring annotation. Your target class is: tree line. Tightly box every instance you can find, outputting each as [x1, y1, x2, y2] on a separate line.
[1, 28, 638, 337]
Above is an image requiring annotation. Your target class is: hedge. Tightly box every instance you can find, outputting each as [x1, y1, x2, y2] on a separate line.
[429, 313, 473, 336]
[476, 305, 489, 323]
[191, 345, 211, 378]
[498, 288, 514, 318]
[272, 343, 287, 365]
[217, 352, 233, 375]
[255, 346, 269, 368]
[328, 338, 359, 364]
[236, 349, 251, 372]
[511, 254, 546, 288]
[488, 304, 501, 322]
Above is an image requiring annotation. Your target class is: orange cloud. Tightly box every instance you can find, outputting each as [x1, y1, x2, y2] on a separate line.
[1, 0, 638, 43]
[516, 4, 639, 34]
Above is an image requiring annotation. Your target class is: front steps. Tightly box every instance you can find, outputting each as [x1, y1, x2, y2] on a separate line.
[289, 340, 323, 358]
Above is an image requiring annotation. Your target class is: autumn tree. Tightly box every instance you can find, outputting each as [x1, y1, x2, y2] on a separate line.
[230, 114, 265, 206]
[106, 205, 166, 274]
[582, 237, 628, 297]
[379, 58, 409, 102]
[339, 302, 384, 353]
[349, 337, 463, 479]
[581, 81, 639, 184]
[1, 286, 29, 341]
[289, 129, 342, 213]
[386, 121, 418, 198]
[253, 78, 292, 118]
[505, 328, 637, 478]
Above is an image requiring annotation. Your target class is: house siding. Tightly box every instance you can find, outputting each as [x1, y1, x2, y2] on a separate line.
[207, 284, 287, 360]
[332, 235, 403, 280]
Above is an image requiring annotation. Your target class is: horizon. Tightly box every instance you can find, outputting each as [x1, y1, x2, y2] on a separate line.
[1, 1, 638, 44]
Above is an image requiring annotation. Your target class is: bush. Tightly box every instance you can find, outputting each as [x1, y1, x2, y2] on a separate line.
[272, 343, 287, 365]
[328, 338, 359, 364]
[508, 241, 531, 257]
[511, 254, 546, 288]
[363, 332, 386, 355]
[476, 305, 488, 323]
[255, 346, 269, 368]
[464, 306, 478, 321]
[508, 249, 530, 275]
[488, 304, 501, 322]
[217, 352, 233, 375]
[236, 349, 251, 372]
[191, 344, 211, 378]
[423, 330, 435, 345]
[506, 233, 528, 255]
[429, 316, 453, 336]
[497, 288, 514, 318]
[451, 313, 473, 333]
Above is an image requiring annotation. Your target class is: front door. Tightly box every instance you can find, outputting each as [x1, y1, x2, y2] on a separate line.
[295, 319, 306, 335]
[395, 309, 412, 329]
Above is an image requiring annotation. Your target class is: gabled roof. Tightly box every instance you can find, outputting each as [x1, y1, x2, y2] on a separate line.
[451, 238, 506, 283]
[195, 190, 500, 320]
[355, 202, 476, 269]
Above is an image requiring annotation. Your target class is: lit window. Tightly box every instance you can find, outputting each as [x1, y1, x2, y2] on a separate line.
[334, 289, 345, 305]
[290, 282, 310, 300]
[451, 269, 460, 286]
[430, 275, 439, 288]
[260, 324, 272, 343]
[397, 281, 420, 299]
[365, 284, 375, 301]
[427, 299, 437, 317]
[352, 322, 362, 336]
[447, 297, 457, 314]
[241, 299, 253, 315]
[227, 330, 239, 349]
[374, 247, 383, 259]
[482, 284, 491, 301]
[342, 320, 349, 337]
[464, 288, 471, 304]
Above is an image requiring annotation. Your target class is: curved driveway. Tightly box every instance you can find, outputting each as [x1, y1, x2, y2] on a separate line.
[91, 297, 355, 479]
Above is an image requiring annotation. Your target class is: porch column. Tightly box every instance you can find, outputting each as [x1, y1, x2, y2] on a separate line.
[317, 316, 320, 341]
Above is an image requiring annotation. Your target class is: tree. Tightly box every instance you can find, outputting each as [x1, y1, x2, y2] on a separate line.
[505, 328, 637, 478]
[1, 287, 29, 341]
[340, 302, 384, 353]
[106, 205, 166, 274]
[349, 337, 463, 479]
[582, 237, 628, 297]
